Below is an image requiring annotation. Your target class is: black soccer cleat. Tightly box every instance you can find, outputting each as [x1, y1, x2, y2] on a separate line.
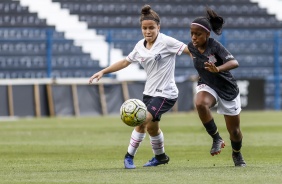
[232, 152, 246, 167]
[210, 139, 225, 156]
[143, 155, 170, 167]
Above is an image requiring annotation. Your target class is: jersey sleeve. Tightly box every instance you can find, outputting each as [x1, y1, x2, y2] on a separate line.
[126, 47, 139, 63]
[215, 41, 235, 63]
[165, 35, 186, 55]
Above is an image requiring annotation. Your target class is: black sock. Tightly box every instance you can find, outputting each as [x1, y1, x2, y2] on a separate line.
[231, 140, 242, 155]
[155, 153, 167, 161]
[203, 119, 221, 140]
[125, 152, 134, 158]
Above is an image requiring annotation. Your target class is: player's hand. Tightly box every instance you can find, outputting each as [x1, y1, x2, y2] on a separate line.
[89, 71, 104, 84]
[204, 62, 220, 73]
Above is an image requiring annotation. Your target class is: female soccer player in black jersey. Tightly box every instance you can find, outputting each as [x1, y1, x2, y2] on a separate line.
[184, 7, 246, 167]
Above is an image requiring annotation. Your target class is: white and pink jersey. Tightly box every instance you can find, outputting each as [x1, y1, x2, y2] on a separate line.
[126, 33, 185, 99]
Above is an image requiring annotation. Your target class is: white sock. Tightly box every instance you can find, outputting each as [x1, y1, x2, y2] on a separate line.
[150, 131, 165, 155]
[127, 129, 146, 156]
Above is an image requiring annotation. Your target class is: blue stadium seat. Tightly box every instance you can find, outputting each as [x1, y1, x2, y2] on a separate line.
[0, 1, 29, 13]
[236, 55, 274, 67]
[226, 41, 274, 54]
[231, 67, 273, 78]
[0, 28, 65, 40]
[225, 30, 275, 39]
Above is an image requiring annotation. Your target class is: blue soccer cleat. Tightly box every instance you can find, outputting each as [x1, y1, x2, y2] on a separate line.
[124, 155, 136, 169]
[143, 155, 170, 167]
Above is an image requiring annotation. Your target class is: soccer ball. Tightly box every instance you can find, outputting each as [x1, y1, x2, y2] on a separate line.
[120, 99, 147, 127]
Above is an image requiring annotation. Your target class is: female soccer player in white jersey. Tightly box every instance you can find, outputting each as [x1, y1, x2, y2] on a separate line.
[89, 4, 191, 169]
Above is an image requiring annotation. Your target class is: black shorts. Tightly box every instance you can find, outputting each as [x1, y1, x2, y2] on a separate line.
[143, 95, 177, 122]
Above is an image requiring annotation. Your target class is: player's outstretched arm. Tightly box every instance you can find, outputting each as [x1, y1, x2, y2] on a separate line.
[204, 59, 239, 73]
[89, 59, 131, 83]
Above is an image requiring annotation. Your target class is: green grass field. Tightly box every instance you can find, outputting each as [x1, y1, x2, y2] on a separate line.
[0, 111, 281, 184]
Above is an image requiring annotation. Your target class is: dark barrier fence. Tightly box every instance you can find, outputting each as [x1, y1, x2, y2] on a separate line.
[237, 79, 265, 110]
[0, 79, 265, 118]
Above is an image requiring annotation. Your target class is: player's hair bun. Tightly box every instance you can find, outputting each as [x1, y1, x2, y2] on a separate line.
[139, 4, 160, 24]
[141, 4, 151, 15]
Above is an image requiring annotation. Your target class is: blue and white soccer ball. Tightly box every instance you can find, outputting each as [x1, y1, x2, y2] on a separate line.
[120, 99, 147, 127]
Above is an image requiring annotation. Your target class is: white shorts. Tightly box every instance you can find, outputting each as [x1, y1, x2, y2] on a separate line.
[195, 84, 241, 116]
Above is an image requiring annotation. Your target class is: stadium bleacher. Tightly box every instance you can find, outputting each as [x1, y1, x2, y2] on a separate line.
[0, 0, 103, 79]
[2, 0, 281, 79]
[53, 0, 281, 78]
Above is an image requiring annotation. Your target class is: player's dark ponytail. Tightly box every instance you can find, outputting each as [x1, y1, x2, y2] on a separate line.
[206, 7, 224, 35]
[191, 7, 224, 35]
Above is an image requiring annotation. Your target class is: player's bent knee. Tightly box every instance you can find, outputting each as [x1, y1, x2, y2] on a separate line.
[230, 128, 241, 138]
[195, 102, 210, 111]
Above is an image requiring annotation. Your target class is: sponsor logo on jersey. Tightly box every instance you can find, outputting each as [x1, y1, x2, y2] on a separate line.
[225, 54, 234, 60]
[207, 54, 217, 64]
[154, 54, 162, 62]
[156, 89, 162, 92]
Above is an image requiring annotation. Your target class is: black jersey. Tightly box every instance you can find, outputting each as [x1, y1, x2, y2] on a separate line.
[188, 38, 239, 101]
